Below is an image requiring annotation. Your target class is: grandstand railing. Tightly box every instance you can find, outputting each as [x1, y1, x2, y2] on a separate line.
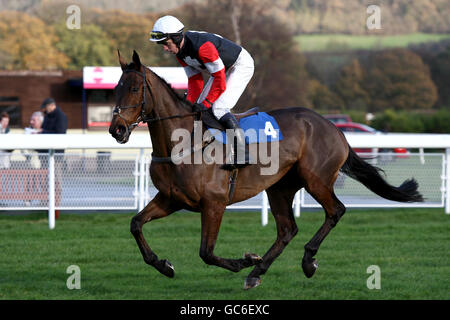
[0, 132, 449, 229]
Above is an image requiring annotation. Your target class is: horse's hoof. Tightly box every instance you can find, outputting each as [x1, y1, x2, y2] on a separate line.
[302, 258, 318, 278]
[244, 253, 263, 264]
[158, 259, 175, 278]
[244, 277, 261, 290]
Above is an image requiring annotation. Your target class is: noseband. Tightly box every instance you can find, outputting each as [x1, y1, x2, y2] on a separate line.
[112, 67, 197, 133]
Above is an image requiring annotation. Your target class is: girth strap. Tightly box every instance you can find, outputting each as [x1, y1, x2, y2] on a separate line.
[151, 136, 215, 163]
[227, 169, 239, 204]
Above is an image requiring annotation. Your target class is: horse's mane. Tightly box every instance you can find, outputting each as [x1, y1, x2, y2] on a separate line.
[126, 62, 192, 109]
[151, 69, 186, 102]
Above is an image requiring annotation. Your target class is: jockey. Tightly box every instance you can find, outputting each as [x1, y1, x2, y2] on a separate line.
[149, 15, 254, 170]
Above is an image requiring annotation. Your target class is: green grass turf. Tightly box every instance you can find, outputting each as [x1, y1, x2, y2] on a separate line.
[295, 33, 450, 52]
[0, 208, 448, 300]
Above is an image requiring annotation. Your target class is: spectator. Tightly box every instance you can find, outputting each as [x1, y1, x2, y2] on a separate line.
[39, 98, 67, 156]
[0, 112, 10, 134]
[0, 112, 11, 168]
[23, 111, 45, 168]
[25, 111, 44, 134]
[39, 98, 67, 219]
[22, 111, 45, 206]
[40, 98, 68, 135]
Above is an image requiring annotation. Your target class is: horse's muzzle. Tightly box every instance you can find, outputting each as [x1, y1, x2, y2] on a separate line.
[109, 122, 129, 144]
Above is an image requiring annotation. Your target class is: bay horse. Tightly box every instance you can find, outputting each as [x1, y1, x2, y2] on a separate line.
[109, 51, 423, 290]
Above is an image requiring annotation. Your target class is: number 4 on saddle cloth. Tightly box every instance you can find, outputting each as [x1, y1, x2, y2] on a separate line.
[206, 111, 284, 144]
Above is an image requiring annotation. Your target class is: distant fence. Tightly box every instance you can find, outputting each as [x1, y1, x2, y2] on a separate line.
[0, 132, 449, 229]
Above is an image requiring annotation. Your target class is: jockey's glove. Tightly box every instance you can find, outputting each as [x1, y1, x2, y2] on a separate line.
[193, 103, 208, 113]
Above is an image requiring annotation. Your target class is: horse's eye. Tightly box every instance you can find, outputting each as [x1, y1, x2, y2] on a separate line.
[131, 87, 139, 93]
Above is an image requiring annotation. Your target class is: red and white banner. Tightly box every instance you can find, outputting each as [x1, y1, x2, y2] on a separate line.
[83, 66, 188, 90]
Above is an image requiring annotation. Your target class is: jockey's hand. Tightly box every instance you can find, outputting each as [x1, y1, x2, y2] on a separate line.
[193, 103, 207, 113]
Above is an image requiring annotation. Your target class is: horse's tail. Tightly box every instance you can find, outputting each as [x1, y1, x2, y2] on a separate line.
[340, 146, 424, 203]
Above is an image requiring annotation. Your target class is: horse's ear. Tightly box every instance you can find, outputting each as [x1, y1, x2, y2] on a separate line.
[132, 50, 141, 69]
[118, 49, 127, 70]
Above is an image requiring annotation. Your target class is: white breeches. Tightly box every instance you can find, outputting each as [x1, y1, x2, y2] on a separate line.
[197, 48, 254, 120]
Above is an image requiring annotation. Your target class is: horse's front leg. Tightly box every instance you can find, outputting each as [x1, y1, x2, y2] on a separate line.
[199, 201, 262, 272]
[130, 192, 180, 278]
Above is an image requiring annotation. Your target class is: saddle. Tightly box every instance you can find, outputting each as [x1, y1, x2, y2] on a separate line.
[200, 107, 260, 131]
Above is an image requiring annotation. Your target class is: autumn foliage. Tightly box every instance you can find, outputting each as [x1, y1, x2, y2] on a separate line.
[0, 11, 69, 70]
[0, 2, 448, 114]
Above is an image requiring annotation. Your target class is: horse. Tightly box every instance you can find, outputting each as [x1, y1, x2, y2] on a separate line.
[109, 50, 423, 290]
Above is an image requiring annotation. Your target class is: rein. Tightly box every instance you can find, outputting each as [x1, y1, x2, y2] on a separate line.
[145, 112, 198, 124]
[114, 65, 207, 163]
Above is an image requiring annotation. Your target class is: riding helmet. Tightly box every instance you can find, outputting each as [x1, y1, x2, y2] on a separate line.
[149, 15, 184, 45]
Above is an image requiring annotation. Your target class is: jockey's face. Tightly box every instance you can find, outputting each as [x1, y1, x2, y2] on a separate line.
[160, 38, 181, 55]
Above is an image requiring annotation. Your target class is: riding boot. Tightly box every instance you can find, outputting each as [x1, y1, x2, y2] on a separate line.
[219, 112, 251, 170]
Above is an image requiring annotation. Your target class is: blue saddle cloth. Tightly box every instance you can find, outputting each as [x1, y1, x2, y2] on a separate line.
[207, 112, 283, 144]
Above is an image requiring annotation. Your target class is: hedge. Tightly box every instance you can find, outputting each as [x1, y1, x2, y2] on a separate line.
[370, 109, 450, 133]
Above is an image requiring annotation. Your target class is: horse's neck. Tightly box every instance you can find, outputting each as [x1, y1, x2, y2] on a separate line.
[147, 71, 193, 158]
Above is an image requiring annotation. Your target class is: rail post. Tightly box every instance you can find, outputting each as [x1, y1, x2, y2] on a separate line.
[294, 191, 301, 217]
[262, 191, 268, 226]
[48, 149, 55, 229]
[446, 148, 450, 214]
[138, 148, 146, 212]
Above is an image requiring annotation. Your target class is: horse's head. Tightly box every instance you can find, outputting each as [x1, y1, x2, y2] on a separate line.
[109, 50, 151, 144]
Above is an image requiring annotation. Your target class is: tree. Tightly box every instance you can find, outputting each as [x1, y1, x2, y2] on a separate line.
[307, 79, 344, 110]
[334, 59, 370, 110]
[0, 11, 69, 70]
[429, 44, 450, 107]
[34, 3, 170, 68]
[363, 49, 438, 111]
[91, 10, 170, 67]
[54, 21, 116, 69]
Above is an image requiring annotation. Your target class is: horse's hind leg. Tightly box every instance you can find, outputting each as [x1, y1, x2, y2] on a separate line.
[302, 184, 346, 278]
[245, 183, 299, 290]
[130, 192, 180, 278]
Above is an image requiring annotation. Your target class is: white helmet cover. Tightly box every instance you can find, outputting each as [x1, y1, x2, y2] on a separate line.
[149, 15, 184, 42]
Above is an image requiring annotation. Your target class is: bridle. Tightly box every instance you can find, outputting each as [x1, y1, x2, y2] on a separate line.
[112, 66, 197, 134]
[112, 68, 152, 133]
